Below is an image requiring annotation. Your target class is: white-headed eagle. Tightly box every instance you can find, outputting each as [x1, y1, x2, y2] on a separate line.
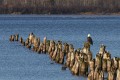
[87, 34, 93, 45]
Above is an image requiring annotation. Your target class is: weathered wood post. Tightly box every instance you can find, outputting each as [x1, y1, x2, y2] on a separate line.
[10, 35, 15, 41]
[43, 36, 47, 53]
[99, 44, 106, 55]
[63, 43, 69, 57]
[94, 67, 99, 80]
[116, 68, 120, 80]
[70, 51, 75, 69]
[15, 34, 19, 41]
[46, 40, 50, 53]
[107, 59, 112, 72]
[98, 71, 104, 80]
[52, 44, 58, 61]
[59, 51, 65, 64]
[95, 54, 102, 70]
[20, 37, 23, 43]
[102, 59, 107, 71]
[88, 70, 94, 80]
[25, 38, 29, 46]
[71, 60, 79, 75]
[65, 51, 71, 67]
[9, 35, 12, 41]
[89, 59, 95, 71]
[108, 69, 116, 80]
[80, 61, 88, 76]
[87, 52, 92, 63]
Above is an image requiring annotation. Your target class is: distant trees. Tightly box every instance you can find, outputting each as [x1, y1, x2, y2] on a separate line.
[0, 0, 120, 14]
[0, 0, 3, 4]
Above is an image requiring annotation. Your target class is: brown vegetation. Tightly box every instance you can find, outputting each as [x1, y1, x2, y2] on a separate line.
[0, 0, 120, 14]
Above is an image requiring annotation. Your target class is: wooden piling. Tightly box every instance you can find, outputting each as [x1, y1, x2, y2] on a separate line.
[102, 59, 107, 71]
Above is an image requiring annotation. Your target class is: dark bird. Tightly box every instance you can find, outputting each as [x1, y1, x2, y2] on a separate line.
[87, 34, 93, 45]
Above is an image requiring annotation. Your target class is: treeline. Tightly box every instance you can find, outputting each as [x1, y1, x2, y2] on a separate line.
[0, 0, 120, 14]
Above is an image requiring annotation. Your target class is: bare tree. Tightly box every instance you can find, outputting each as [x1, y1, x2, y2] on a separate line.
[0, 0, 120, 14]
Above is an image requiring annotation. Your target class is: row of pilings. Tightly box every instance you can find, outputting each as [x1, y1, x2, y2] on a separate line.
[9, 33, 120, 80]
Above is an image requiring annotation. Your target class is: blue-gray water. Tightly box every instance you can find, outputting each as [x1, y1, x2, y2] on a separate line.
[0, 15, 120, 80]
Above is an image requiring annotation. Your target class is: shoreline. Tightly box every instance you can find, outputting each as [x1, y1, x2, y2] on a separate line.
[0, 12, 120, 16]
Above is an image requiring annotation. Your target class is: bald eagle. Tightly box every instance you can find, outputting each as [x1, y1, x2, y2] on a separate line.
[87, 34, 93, 45]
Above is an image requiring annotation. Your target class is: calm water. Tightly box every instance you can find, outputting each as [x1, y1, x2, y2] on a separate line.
[0, 15, 120, 80]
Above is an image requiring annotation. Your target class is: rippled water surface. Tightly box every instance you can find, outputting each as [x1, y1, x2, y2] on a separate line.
[0, 15, 120, 80]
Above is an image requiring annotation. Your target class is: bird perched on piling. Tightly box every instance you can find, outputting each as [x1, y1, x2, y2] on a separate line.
[87, 34, 93, 45]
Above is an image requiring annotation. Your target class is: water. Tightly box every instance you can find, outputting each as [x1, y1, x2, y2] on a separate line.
[0, 15, 120, 80]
